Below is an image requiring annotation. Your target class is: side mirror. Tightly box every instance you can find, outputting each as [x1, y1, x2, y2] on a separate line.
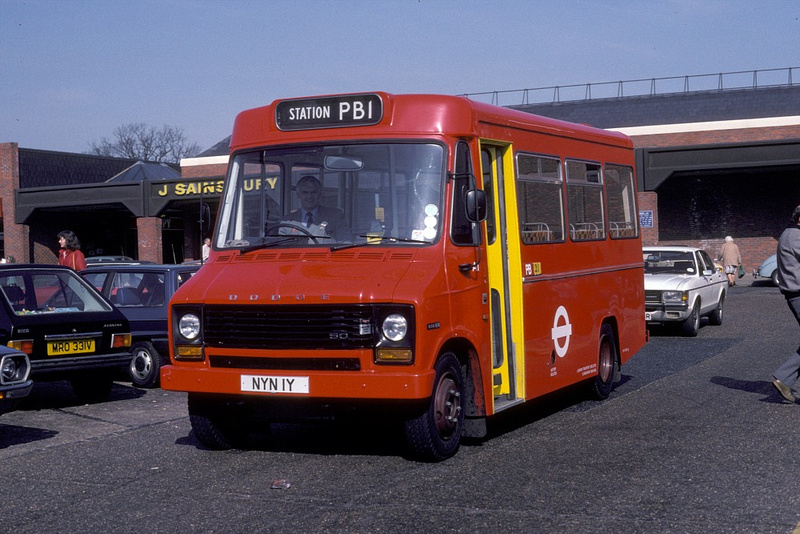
[465, 189, 487, 223]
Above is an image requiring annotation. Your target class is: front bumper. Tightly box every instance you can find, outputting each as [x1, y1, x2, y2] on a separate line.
[30, 352, 132, 376]
[160, 364, 436, 401]
[0, 379, 33, 415]
[645, 303, 691, 323]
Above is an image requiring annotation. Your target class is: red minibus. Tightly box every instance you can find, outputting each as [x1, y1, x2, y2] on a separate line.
[161, 92, 646, 461]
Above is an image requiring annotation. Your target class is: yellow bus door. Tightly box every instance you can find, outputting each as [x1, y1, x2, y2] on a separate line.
[480, 143, 524, 410]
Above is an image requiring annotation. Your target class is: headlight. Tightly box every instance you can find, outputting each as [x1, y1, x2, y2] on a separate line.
[382, 313, 408, 342]
[662, 291, 687, 303]
[0, 352, 30, 385]
[179, 313, 201, 340]
[1, 357, 18, 382]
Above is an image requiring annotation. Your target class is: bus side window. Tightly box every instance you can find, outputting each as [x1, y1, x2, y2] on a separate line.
[605, 164, 639, 239]
[516, 153, 565, 244]
[566, 160, 605, 241]
[451, 141, 480, 245]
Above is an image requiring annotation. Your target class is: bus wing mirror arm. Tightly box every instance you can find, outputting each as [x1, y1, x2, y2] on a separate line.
[465, 189, 487, 223]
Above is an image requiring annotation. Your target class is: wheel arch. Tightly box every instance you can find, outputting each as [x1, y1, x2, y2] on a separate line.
[438, 337, 486, 419]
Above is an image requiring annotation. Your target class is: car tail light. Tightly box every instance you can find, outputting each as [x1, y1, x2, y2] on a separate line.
[112, 333, 132, 349]
[7, 339, 34, 354]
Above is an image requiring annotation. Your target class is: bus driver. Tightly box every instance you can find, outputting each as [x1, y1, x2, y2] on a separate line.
[288, 175, 353, 241]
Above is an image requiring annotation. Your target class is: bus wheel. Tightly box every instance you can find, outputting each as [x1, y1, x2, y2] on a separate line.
[404, 352, 465, 461]
[592, 325, 618, 400]
[188, 393, 249, 450]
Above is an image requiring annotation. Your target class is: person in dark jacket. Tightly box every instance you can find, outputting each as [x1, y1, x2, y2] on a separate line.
[772, 206, 800, 402]
[288, 175, 353, 242]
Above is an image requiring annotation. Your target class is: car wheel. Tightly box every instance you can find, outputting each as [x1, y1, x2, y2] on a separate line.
[681, 302, 700, 337]
[591, 324, 618, 400]
[70, 372, 114, 404]
[708, 295, 724, 326]
[188, 393, 250, 450]
[129, 341, 161, 388]
[404, 352, 465, 462]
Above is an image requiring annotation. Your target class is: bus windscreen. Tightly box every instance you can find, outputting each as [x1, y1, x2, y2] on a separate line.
[217, 143, 445, 250]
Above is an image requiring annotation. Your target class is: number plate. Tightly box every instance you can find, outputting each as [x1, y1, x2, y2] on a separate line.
[241, 375, 310, 394]
[645, 312, 652, 321]
[47, 339, 96, 356]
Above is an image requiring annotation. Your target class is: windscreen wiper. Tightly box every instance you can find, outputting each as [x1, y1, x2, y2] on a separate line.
[330, 235, 427, 252]
[235, 237, 298, 254]
[234, 233, 336, 255]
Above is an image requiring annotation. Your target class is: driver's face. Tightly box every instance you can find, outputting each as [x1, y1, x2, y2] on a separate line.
[297, 184, 320, 211]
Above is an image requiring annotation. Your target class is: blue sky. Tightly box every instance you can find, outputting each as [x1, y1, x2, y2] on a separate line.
[2, 0, 798, 154]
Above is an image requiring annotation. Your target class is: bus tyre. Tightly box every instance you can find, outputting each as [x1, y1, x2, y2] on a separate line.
[592, 325, 618, 400]
[404, 352, 465, 462]
[188, 393, 248, 450]
[128, 342, 161, 388]
[681, 302, 700, 337]
[70, 372, 114, 404]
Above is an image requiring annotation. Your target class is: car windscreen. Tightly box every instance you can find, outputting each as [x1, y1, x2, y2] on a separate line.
[643, 251, 697, 275]
[105, 271, 166, 308]
[0, 270, 112, 315]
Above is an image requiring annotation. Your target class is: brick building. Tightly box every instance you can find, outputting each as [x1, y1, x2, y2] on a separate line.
[510, 80, 800, 267]
[0, 145, 216, 264]
[2, 69, 798, 267]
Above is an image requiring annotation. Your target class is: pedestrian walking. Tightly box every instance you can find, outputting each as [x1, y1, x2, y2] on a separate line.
[772, 206, 800, 403]
[718, 236, 742, 287]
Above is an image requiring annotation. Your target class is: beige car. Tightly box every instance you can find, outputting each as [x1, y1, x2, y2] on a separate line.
[643, 246, 728, 336]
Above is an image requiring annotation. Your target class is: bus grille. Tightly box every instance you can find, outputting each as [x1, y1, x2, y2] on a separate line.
[203, 305, 375, 350]
[209, 356, 360, 371]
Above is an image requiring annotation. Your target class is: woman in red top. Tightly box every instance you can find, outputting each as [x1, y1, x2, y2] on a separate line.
[57, 230, 87, 271]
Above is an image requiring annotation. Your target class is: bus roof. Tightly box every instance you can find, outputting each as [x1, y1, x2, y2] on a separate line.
[229, 92, 632, 152]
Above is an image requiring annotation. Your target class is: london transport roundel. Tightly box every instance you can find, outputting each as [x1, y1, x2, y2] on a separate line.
[551, 305, 573, 358]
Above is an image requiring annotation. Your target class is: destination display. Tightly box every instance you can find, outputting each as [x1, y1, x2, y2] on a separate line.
[275, 93, 383, 131]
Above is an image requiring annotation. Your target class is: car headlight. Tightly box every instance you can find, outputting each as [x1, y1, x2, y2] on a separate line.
[382, 313, 408, 342]
[1, 357, 19, 382]
[0, 352, 30, 385]
[179, 313, 201, 340]
[662, 291, 687, 303]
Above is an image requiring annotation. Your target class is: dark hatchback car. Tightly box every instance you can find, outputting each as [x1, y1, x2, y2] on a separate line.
[0, 265, 131, 403]
[82, 264, 200, 388]
[0, 345, 32, 415]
